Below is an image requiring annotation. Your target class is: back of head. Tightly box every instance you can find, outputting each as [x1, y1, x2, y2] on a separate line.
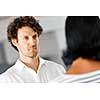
[63, 16, 100, 66]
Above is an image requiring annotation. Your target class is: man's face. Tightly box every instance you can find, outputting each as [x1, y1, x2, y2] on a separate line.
[13, 26, 40, 58]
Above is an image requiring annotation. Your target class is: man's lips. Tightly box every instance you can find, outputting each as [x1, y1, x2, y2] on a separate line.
[29, 46, 37, 50]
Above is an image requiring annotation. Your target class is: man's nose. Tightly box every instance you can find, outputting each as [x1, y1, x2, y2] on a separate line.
[29, 38, 36, 44]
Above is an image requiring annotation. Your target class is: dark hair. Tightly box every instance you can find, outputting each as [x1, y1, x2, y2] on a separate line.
[62, 16, 100, 66]
[7, 16, 43, 51]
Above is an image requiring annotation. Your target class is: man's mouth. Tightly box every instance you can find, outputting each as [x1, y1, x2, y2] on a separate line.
[29, 46, 37, 50]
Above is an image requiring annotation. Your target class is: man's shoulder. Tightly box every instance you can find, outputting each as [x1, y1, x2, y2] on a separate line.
[42, 58, 62, 66]
[42, 58, 65, 71]
[0, 63, 16, 77]
[46, 60, 62, 66]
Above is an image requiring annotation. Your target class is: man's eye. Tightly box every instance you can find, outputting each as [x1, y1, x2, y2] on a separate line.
[33, 35, 37, 39]
[24, 36, 29, 40]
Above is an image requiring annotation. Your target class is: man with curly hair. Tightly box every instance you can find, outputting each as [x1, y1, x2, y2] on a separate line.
[0, 16, 65, 83]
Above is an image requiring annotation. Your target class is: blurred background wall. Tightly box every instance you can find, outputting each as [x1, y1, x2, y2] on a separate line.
[0, 16, 67, 74]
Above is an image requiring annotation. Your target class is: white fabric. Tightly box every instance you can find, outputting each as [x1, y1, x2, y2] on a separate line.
[50, 70, 100, 83]
[0, 58, 65, 83]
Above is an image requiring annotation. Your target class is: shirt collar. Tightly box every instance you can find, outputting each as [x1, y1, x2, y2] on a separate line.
[37, 57, 46, 72]
[14, 57, 46, 73]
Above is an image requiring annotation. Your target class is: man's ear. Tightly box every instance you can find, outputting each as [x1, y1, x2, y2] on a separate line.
[11, 39, 18, 47]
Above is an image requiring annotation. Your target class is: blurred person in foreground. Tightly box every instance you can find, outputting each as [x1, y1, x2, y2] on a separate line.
[0, 16, 65, 83]
[51, 16, 100, 83]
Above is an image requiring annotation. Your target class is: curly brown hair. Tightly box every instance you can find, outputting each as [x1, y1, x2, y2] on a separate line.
[7, 16, 43, 51]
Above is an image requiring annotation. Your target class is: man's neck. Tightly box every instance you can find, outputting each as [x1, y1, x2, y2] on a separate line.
[19, 55, 40, 73]
[66, 57, 100, 74]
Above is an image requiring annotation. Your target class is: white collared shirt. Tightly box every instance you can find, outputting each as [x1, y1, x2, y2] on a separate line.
[0, 58, 65, 83]
[50, 70, 100, 83]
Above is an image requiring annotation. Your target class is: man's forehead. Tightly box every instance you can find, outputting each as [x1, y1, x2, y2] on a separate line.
[18, 26, 38, 35]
